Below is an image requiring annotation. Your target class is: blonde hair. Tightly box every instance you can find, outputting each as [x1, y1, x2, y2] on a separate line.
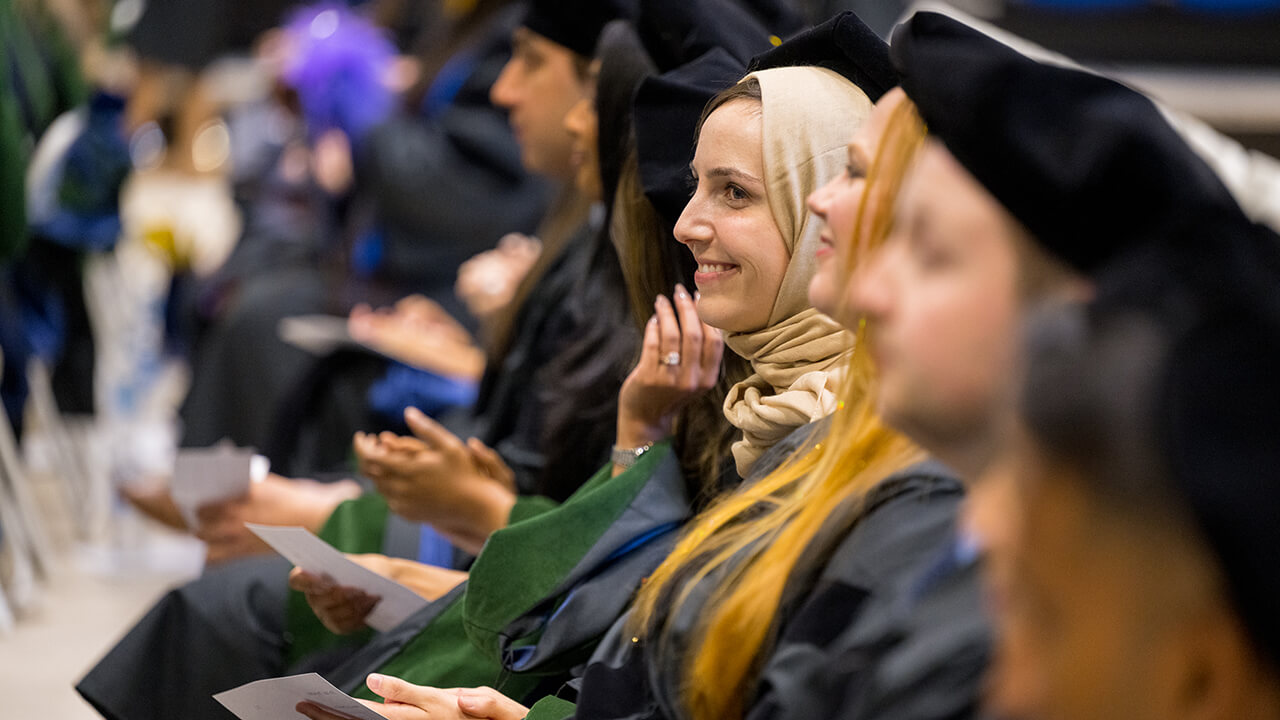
[628, 95, 930, 720]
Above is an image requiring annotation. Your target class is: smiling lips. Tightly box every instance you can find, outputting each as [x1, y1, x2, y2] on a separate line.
[694, 262, 739, 284]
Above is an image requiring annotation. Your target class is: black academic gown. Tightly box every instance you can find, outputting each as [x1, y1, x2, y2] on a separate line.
[531, 452, 986, 720]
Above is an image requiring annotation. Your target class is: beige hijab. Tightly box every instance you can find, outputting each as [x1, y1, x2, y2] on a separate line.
[721, 66, 874, 474]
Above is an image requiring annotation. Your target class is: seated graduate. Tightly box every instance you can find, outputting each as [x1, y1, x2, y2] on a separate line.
[871, 12, 1280, 720]
[121, 0, 613, 563]
[992, 230, 1280, 720]
[844, 11, 1280, 720]
[294, 15, 985, 720]
[76, 8, 788, 720]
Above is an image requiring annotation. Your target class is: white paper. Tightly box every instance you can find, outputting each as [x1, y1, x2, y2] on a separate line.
[246, 524, 428, 632]
[278, 314, 357, 356]
[214, 672, 385, 720]
[171, 444, 267, 526]
[278, 314, 397, 362]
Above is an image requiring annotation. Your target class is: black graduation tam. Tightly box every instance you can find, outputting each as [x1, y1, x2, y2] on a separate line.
[628, 0, 782, 228]
[1023, 216, 1280, 673]
[635, 0, 784, 72]
[890, 11, 1243, 274]
[740, 0, 807, 40]
[1158, 287, 1280, 672]
[750, 12, 898, 102]
[1114, 234, 1280, 671]
[522, 0, 637, 57]
[632, 48, 751, 228]
[595, 22, 657, 209]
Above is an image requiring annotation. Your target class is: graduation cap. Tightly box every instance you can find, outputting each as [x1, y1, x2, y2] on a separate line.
[522, 0, 637, 57]
[889, 11, 1245, 274]
[633, 48, 752, 228]
[594, 22, 657, 210]
[750, 11, 898, 102]
[635, 0, 786, 72]
[1020, 207, 1280, 674]
[628, 0, 785, 228]
[1156, 281, 1280, 672]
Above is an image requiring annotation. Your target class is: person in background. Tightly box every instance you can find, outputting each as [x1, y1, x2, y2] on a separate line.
[873, 11, 1280, 720]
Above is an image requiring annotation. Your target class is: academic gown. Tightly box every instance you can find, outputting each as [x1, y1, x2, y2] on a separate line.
[320, 440, 695, 703]
[77, 437, 690, 720]
[74, 222, 592, 719]
[524, 458, 988, 720]
[313, 418, 818, 705]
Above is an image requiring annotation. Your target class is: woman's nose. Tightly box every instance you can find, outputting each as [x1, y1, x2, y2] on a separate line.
[674, 194, 711, 247]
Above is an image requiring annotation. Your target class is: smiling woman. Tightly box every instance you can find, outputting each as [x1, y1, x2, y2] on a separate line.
[683, 69, 872, 474]
[676, 80, 787, 334]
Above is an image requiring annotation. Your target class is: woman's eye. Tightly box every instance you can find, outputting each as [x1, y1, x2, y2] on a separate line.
[846, 164, 864, 180]
[726, 184, 749, 202]
[913, 241, 954, 271]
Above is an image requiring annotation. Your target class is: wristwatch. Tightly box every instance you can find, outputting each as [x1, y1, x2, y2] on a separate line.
[611, 442, 655, 469]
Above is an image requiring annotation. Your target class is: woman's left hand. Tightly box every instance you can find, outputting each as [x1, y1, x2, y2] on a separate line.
[615, 284, 724, 451]
[294, 675, 530, 720]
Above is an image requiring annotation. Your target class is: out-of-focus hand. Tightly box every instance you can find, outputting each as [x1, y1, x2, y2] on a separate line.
[348, 297, 484, 379]
[615, 284, 723, 460]
[288, 566, 381, 635]
[313, 128, 353, 196]
[455, 233, 541, 321]
[454, 686, 531, 720]
[195, 475, 362, 565]
[351, 409, 515, 554]
[367, 555, 468, 601]
[465, 437, 517, 494]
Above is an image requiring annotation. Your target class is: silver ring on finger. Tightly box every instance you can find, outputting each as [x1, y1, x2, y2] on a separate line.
[660, 351, 681, 366]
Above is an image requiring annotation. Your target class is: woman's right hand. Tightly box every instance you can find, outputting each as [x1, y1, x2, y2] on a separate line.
[615, 284, 724, 452]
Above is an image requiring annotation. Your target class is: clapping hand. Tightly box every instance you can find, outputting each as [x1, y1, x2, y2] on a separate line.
[352, 409, 516, 553]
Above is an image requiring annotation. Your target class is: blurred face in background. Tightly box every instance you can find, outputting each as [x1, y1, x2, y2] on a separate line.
[849, 140, 1024, 473]
[985, 434, 1261, 720]
[491, 28, 588, 180]
[807, 87, 907, 326]
[675, 99, 789, 333]
[563, 60, 602, 201]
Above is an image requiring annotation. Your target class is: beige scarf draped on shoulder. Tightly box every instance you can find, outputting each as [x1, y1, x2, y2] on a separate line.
[722, 67, 873, 474]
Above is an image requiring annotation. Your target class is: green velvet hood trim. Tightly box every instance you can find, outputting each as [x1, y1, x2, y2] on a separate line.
[462, 442, 673, 663]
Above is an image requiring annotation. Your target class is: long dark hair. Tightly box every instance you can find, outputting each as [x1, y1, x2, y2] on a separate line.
[536, 23, 743, 501]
